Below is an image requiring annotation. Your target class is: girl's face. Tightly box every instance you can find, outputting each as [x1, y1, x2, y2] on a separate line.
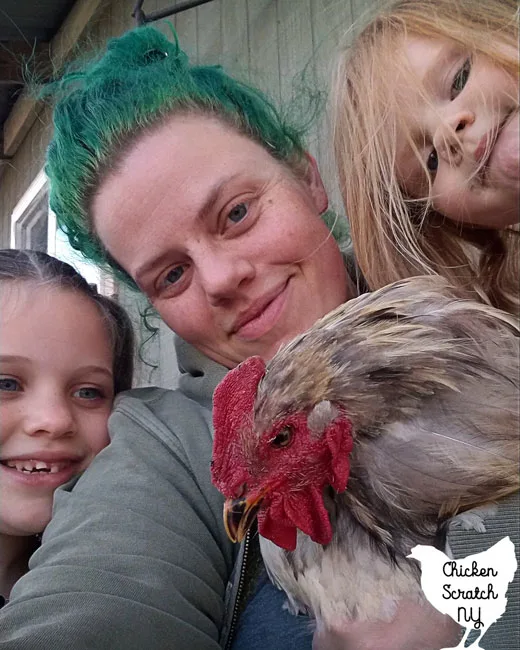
[0, 283, 114, 537]
[395, 36, 519, 228]
[93, 115, 353, 369]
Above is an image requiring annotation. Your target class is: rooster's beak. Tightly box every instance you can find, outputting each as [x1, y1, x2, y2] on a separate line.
[224, 494, 263, 543]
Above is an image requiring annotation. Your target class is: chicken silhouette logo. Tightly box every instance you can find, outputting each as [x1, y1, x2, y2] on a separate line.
[408, 537, 517, 649]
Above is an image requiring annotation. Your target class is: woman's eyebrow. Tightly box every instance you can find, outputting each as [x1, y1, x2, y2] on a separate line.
[197, 172, 244, 221]
[133, 182, 228, 284]
[134, 250, 175, 288]
[134, 173, 245, 285]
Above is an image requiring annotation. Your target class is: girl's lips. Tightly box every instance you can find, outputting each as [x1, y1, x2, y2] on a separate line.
[235, 282, 290, 341]
[487, 109, 520, 185]
[0, 460, 83, 489]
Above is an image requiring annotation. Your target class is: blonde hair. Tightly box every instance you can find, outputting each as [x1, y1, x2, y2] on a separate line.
[333, 0, 519, 315]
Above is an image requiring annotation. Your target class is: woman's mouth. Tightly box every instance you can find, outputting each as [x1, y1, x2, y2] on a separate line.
[233, 281, 290, 341]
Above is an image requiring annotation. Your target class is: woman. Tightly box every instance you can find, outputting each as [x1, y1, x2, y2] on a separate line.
[0, 26, 501, 650]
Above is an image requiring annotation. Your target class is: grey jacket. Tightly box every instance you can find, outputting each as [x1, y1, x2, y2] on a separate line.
[1, 339, 237, 649]
[0, 337, 517, 649]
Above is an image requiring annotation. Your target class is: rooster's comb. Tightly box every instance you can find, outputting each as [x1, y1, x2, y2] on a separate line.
[211, 356, 266, 492]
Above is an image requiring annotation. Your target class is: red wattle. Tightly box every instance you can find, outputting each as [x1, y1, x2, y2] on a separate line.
[259, 502, 298, 551]
[284, 486, 333, 546]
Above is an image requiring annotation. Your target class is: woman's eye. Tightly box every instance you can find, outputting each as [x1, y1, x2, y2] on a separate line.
[0, 377, 21, 392]
[427, 149, 439, 173]
[74, 386, 104, 400]
[163, 265, 185, 287]
[227, 203, 248, 224]
[451, 58, 471, 100]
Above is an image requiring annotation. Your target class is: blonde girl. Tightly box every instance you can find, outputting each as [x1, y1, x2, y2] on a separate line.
[333, 0, 519, 314]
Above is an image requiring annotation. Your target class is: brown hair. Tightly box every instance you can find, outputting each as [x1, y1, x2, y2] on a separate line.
[333, 0, 519, 314]
[0, 249, 134, 393]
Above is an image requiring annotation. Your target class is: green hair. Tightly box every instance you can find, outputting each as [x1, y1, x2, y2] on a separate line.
[46, 26, 314, 287]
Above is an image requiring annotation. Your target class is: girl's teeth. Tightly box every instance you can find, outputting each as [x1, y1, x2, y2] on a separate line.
[3, 460, 68, 473]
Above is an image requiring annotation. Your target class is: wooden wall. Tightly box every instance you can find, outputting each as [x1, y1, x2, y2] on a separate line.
[0, 0, 378, 387]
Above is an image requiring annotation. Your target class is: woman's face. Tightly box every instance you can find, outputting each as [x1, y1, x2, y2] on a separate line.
[395, 36, 519, 228]
[93, 115, 352, 368]
[0, 284, 114, 537]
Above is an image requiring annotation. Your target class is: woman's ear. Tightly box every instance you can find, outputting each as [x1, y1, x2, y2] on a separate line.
[303, 152, 329, 214]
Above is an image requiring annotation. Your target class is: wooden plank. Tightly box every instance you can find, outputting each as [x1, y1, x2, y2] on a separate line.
[310, 0, 354, 212]
[311, 0, 354, 103]
[110, 0, 137, 35]
[91, 0, 113, 50]
[153, 0, 177, 39]
[175, 0, 198, 62]
[276, 0, 319, 171]
[277, 0, 313, 106]
[51, 0, 106, 69]
[221, 0, 248, 78]
[3, 0, 105, 157]
[247, 0, 279, 101]
[197, 0, 222, 64]
[3, 94, 41, 158]
[0, 42, 50, 86]
[350, 0, 380, 27]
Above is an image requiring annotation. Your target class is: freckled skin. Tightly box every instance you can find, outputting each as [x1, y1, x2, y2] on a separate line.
[93, 115, 353, 369]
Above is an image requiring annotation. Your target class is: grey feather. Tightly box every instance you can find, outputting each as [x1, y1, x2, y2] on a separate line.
[253, 276, 519, 632]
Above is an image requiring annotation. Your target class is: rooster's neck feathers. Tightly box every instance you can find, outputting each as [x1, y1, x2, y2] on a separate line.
[255, 276, 519, 432]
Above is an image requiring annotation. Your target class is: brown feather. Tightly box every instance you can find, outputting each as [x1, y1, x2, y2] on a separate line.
[254, 275, 519, 630]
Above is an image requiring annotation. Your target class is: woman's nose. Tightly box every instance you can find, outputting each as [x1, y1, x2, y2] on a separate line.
[198, 248, 256, 304]
[23, 391, 76, 439]
[433, 109, 475, 166]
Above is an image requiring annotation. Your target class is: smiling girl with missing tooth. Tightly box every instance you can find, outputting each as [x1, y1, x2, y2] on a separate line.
[0, 249, 133, 604]
[333, 0, 519, 315]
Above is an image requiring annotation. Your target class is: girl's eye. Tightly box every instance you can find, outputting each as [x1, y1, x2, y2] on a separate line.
[163, 265, 185, 287]
[451, 58, 471, 100]
[427, 149, 439, 173]
[74, 387, 103, 400]
[227, 203, 248, 224]
[0, 377, 21, 392]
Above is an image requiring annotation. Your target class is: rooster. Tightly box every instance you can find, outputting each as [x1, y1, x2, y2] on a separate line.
[211, 276, 520, 648]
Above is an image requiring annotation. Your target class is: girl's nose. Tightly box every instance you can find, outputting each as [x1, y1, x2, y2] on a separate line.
[198, 248, 256, 305]
[433, 109, 475, 166]
[23, 392, 76, 439]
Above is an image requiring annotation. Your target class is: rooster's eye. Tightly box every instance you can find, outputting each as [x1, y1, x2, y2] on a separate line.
[270, 425, 293, 449]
